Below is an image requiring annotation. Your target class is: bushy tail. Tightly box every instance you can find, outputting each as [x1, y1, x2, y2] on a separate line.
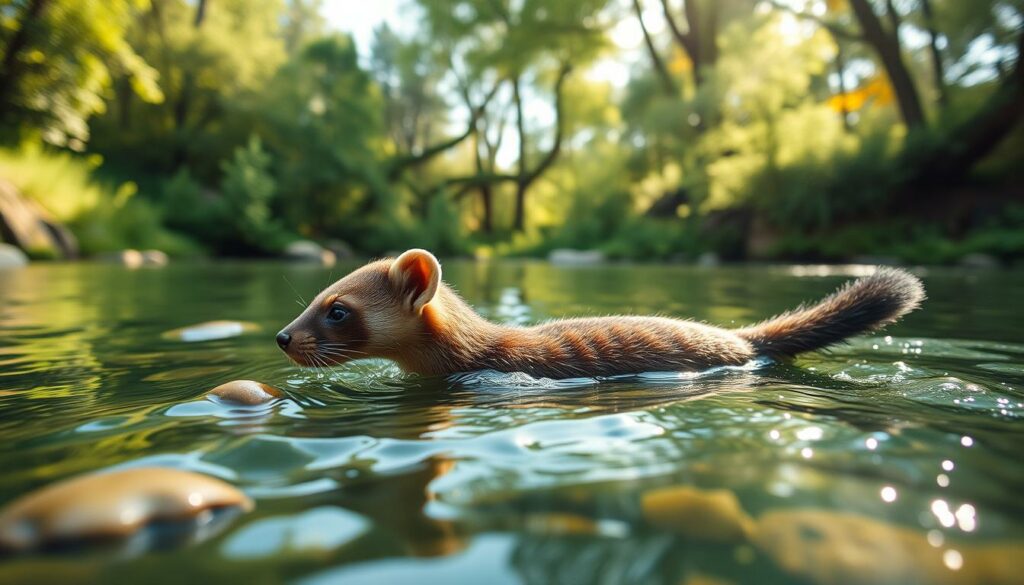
[736, 268, 925, 359]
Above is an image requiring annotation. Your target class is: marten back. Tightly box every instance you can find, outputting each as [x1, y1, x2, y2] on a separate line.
[736, 268, 925, 360]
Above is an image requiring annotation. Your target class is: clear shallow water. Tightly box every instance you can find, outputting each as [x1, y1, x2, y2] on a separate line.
[1, 261, 1023, 584]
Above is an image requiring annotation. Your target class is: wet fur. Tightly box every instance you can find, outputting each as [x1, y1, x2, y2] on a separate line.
[279, 252, 925, 379]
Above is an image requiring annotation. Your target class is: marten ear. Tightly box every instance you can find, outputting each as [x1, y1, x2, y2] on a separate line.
[388, 249, 441, 313]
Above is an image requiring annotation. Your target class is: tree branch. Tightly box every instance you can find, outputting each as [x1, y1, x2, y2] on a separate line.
[659, 0, 698, 63]
[762, 0, 863, 42]
[520, 63, 572, 189]
[387, 78, 502, 178]
[632, 0, 676, 95]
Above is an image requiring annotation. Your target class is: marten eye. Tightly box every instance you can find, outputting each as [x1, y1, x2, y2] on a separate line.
[326, 304, 350, 323]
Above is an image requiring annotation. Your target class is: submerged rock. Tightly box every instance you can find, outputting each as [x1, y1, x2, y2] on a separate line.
[0, 467, 252, 551]
[753, 509, 1020, 585]
[641, 485, 755, 543]
[208, 380, 283, 405]
[221, 507, 368, 559]
[161, 320, 260, 342]
[0, 243, 28, 269]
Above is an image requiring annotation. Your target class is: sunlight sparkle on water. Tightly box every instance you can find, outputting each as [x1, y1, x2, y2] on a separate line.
[932, 500, 956, 528]
[943, 549, 963, 571]
[961, 436, 974, 447]
[942, 459, 955, 471]
[937, 474, 950, 487]
[880, 486, 897, 502]
[955, 504, 977, 532]
[865, 437, 878, 450]
[795, 426, 823, 441]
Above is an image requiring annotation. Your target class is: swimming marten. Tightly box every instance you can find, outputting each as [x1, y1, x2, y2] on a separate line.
[276, 249, 924, 378]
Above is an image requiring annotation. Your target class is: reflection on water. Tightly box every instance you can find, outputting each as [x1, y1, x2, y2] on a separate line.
[1, 261, 1024, 583]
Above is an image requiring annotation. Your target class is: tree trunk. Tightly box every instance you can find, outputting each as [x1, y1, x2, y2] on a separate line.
[848, 0, 926, 130]
[0, 0, 50, 117]
[632, 0, 676, 95]
[511, 65, 571, 232]
[919, 0, 947, 107]
[834, 41, 851, 131]
[907, 31, 1024, 189]
[173, 0, 208, 166]
[512, 75, 528, 231]
[479, 185, 493, 233]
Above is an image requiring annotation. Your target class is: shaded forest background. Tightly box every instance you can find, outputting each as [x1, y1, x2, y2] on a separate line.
[0, 0, 1022, 263]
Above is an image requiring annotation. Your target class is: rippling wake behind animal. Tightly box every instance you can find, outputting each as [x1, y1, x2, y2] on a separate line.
[276, 249, 925, 379]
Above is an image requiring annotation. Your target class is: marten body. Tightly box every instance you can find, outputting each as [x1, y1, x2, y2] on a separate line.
[276, 249, 924, 379]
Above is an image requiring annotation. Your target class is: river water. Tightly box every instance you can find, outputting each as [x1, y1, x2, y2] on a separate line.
[1, 261, 1022, 584]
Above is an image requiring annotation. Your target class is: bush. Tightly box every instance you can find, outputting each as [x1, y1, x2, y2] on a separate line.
[0, 147, 200, 256]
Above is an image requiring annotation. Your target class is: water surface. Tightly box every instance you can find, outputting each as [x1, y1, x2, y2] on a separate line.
[1, 261, 1023, 584]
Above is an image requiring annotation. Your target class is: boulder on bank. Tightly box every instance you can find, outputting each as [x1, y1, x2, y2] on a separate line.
[284, 240, 336, 266]
[324, 239, 356, 261]
[0, 179, 78, 259]
[0, 243, 28, 269]
[959, 253, 999, 269]
[548, 249, 605, 265]
[0, 467, 252, 551]
[97, 249, 169, 267]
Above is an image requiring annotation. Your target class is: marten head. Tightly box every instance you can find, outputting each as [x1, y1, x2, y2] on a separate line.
[276, 249, 442, 367]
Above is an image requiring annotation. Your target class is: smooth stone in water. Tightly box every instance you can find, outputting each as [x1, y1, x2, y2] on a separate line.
[0, 467, 253, 551]
[753, 509, 1021, 585]
[208, 380, 283, 405]
[640, 485, 755, 543]
[162, 320, 260, 342]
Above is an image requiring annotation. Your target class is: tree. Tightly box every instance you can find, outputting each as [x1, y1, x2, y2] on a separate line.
[417, 0, 609, 231]
[0, 0, 162, 148]
[90, 0, 285, 177]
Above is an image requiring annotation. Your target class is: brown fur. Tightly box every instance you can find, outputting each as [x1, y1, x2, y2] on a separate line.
[278, 250, 925, 379]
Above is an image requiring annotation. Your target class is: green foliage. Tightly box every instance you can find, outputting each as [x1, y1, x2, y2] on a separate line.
[0, 0, 1021, 264]
[0, 0, 162, 149]
[220, 136, 284, 252]
[0, 148, 197, 255]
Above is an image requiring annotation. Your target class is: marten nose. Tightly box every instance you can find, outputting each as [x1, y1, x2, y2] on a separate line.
[276, 331, 292, 349]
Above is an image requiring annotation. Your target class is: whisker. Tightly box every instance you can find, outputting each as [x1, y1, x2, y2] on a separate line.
[283, 275, 308, 306]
